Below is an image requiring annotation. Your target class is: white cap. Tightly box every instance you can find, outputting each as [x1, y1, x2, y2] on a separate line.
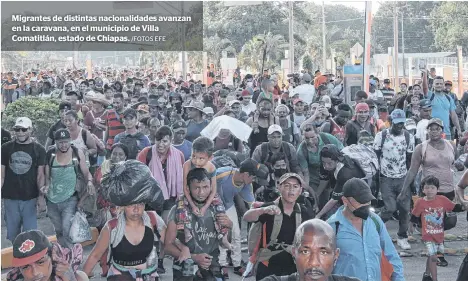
[228, 100, 241, 107]
[203, 107, 214, 115]
[14, 117, 32, 129]
[268, 124, 283, 135]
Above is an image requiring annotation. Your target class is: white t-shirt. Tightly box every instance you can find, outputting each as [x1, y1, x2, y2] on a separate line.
[242, 102, 257, 116]
[368, 89, 384, 100]
[416, 119, 429, 142]
[293, 84, 316, 104]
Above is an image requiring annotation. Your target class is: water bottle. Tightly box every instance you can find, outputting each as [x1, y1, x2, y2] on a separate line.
[146, 245, 158, 268]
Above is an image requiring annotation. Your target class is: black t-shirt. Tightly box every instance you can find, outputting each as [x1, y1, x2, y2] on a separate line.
[256, 200, 313, 277]
[260, 272, 362, 281]
[1, 128, 12, 145]
[47, 120, 66, 145]
[330, 158, 365, 203]
[1, 141, 47, 200]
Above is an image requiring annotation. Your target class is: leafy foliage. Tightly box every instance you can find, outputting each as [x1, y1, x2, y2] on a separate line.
[431, 2, 468, 51]
[302, 55, 313, 73]
[2, 97, 60, 145]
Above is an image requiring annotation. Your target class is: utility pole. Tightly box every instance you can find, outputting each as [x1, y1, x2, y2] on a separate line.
[289, 1, 294, 73]
[322, 2, 327, 71]
[181, 1, 187, 80]
[393, 2, 399, 87]
[401, 15, 405, 79]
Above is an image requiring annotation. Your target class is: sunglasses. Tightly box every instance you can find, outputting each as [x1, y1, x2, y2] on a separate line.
[14, 127, 28, 132]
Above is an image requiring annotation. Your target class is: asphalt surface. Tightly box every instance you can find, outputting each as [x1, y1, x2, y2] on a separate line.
[2, 177, 468, 281]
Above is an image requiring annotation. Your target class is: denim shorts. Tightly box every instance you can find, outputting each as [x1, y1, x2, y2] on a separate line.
[425, 241, 444, 256]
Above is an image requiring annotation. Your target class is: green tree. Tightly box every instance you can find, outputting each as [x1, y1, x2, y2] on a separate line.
[431, 2, 468, 51]
[302, 55, 313, 72]
[238, 38, 263, 72]
[204, 35, 236, 68]
[372, 1, 439, 54]
[2, 97, 61, 145]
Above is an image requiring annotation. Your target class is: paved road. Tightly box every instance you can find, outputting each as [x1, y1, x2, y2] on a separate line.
[2, 179, 468, 281]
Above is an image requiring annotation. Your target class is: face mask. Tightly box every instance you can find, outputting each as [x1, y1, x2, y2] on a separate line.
[352, 205, 371, 220]
[274, 169, 287, 178]
[313, 121, 324, 127]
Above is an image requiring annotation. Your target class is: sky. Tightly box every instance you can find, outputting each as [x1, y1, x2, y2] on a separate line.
[311, 0, 382, 14]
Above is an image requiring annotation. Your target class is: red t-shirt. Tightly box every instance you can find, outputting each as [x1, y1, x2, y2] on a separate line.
[412, 195, 455, 243]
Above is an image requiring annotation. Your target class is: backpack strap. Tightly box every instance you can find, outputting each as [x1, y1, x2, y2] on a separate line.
[145, 146, 153, 166]
[261, 143, 271, 165]
[429, 92, 451, 103]
[334, 215, 380, 236]
[267, 200, 283, 247]
[81, 128, 88, 145]
[301, 142, 310, 166]
[146, 211, 161, 240]
[404, 130, 410, 150]
[421, 141, 429, 165]
[380, 129, 388, 150]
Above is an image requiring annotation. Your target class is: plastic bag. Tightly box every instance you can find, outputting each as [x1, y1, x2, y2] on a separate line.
[69, 210, 92, 243]
[101, 160, 164, 208]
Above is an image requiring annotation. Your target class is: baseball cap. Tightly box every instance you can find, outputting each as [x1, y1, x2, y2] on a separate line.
[239, 159, 269, 186]
[137, 104, 149, 113]
[383, 79, 391, 84]
[390, 109, 406, 124]
[427, 118, 444, 129]
[229, 100, 241, 107]
[445, 80, 453, 86]
[203, 107, 214, 115]
[184, 100, 204, 112]
[172, 120, 187, 131]
[12, 230, 52, 267]
[342, 178, 376, 204]
[278, 173, 305, 186]
[123, 108, 138, 119]
[419, 99, 432, 109]
[241, 89, 251, 97]
[405, 119, 417, 131]
[14, 117, 32, 129]
[268, 124, 283, 135]
[148, 98, 162, 108]
[302, 73, 312, 82]
[54, 129, 71, 141]
[293, 98, 304, 105]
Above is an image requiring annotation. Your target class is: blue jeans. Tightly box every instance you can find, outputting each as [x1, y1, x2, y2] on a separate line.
[46, 195, 78, 248]
[3, 198, 38, 241]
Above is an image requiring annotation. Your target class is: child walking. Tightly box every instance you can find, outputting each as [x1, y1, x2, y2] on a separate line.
[411, 175, 465, 281]
[179, 136, 231, 249]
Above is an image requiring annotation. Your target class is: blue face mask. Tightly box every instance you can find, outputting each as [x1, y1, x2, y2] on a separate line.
[313, 121, 324, 127]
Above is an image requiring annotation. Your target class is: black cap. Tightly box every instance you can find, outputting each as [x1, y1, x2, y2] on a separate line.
[59, 101, 72, 111]
[123, 108, 138, 119]
[383, 79, 391, 84]
[342, 178, 375, 204]
[12, 230, 51, 267]
[420, 99, 432, 109]
[239, 159, 269, 186]
[54, 129, 71, 141]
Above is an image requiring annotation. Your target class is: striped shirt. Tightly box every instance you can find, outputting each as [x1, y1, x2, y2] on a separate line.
[381, 87, 395, 105]
[102, 109, 125, 149]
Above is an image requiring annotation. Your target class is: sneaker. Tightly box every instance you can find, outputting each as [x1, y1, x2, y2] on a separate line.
[422, 272, 433, 281]
[222, 267, 229, 279]
[233, 266, 246, 276]
[437, 257, 448, 267]
[397, 238, 411, 250]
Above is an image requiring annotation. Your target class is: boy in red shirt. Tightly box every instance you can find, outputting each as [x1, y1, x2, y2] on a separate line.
[411, 175, 465, 281]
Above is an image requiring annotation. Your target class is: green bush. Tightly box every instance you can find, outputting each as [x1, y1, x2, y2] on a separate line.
[2, 97, 60, 145]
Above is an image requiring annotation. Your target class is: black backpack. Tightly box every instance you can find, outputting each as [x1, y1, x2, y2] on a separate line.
[119, 132, 144, 160]
[46, 145, 81, 176]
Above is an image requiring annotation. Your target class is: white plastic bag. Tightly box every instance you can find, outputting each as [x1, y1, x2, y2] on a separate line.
[69, 210, 92, 243]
